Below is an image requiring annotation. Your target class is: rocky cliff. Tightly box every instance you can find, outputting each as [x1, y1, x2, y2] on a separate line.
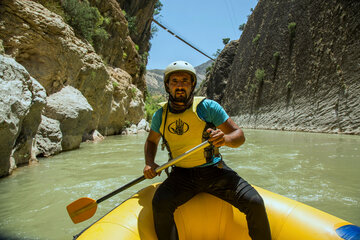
[0, 0, 157, 177]
[200, 0, 360, 134]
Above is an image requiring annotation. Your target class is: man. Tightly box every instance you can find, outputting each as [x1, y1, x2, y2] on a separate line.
[143, 60, 271, 240]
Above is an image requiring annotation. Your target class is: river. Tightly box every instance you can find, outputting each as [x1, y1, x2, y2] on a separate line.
[0, 130, 359, 239]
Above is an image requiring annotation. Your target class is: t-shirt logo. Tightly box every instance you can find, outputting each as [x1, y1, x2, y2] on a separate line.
[168, 118, 189, 135]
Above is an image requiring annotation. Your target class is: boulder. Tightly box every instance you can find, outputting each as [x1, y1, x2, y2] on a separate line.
[137, 119, 150, 132]
[44, 86, 93, 151]
[35, 115, 62, 157]
[83, 130, 105, 143]
[122, 124, 138, 135]
[11, 78, 47, 166]
[122, 119, 150, 135]
[0, 54, 46, 177]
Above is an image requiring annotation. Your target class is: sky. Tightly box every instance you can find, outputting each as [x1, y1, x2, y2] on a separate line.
[147, 0, 259, 70]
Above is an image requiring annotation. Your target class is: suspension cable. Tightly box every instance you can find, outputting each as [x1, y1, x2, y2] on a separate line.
[152, 18, 215, 61]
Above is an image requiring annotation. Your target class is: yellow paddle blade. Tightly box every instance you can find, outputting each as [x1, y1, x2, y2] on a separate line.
[66, 197, 97, 224]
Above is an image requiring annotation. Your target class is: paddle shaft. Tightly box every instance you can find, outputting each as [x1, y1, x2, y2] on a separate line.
[96, 141, 210, 204]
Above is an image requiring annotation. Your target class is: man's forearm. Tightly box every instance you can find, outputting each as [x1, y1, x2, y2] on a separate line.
[224, 129, 245, 148]
[144, 140, 158, 165]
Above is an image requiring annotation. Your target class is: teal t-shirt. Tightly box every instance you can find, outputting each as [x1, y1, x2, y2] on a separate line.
[151, 99, 229, 167]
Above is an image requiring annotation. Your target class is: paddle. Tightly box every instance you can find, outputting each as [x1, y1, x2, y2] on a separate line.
[66, 140, 210, 224]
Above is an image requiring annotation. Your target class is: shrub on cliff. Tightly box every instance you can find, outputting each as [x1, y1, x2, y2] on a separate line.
[255, 69, 266, 83]
[33, 0, 66, 19]
[145, 94, 165, 122]
[61, 0, 109, 45]
[0, 39, 4, 54]
[150, 1, 163, 39]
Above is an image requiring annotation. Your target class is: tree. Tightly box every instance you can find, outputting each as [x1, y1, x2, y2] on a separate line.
[239, 23, 246, 31]
[222, 38, 230, 45]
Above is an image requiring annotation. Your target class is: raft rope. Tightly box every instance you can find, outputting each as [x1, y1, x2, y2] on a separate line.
[152, 18, 215, 61]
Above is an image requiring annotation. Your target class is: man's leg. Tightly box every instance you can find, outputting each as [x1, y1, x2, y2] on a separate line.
[152, 168, 196, 240]
[206, 162, 271, 240]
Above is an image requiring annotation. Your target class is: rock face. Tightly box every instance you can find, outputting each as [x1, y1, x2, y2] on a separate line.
[0, 0, 108, 131]
[35, 116, 62, 157]
[198, 42, 239, 103]
[117, 0, 156, 56]
[201, 0, 360, 134]
[44, 86, 93, 151]
[88, 0, 150, 92]
[0, 55, 46, 177]
[0, 0, 151, 135]
[98, 67, 145, 135]
[0, 0, 156, 177]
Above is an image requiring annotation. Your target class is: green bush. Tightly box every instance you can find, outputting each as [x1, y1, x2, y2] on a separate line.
[288, 22, 296, 38]
[0, 39, 4, 54]
[131, 87, 137, 96]
[213, 49, 222, 58]
[150, 25, 159, 39]
[126, 15, 137, 33]
[145, 94, 165, 122]
[222, 38, 230, 45]
[273, 51, 280, 60]
[154, 1, 163, 16]
[122, 10, 137, 33]
[252, 34, 260, 44]
[33, 0, 65, 19]
[150, 1, 163, 39]
[255, 69, 266, 83]
[141, 52, 149, 62]
[238, 23, 246, 31]
[61, 0, 109, 44]
[286, 81, 293, 89]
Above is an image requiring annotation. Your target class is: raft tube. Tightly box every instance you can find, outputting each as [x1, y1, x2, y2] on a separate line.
[75, 183, 360, 240]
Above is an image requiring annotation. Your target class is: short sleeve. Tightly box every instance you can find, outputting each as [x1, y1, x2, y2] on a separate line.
[150, 108, 163, 133]
[197, 99, 229, 127]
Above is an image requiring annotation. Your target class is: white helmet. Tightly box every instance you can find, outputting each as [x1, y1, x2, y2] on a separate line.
[163, 60, 197, 87]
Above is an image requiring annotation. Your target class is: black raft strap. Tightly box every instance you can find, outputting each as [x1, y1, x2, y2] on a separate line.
[160, 102, 173, 177]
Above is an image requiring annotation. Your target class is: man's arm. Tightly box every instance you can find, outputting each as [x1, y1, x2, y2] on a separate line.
[143, 130, 162, 179]
[207, 117, 245, 148]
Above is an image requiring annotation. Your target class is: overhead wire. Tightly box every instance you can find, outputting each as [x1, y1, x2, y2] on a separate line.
[152, 18, 215, 61]
[224, 0, 238, 39]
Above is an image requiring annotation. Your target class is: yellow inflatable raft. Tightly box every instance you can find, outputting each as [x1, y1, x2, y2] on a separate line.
[75, 183, 359, 240]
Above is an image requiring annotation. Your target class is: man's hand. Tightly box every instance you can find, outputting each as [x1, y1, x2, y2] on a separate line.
[143, 163, 160, 179]
[207, 119, 245, 148]
[206, 128, 226, 147]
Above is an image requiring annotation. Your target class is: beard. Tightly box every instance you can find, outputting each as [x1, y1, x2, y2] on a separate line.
[171, 89, 188, 103]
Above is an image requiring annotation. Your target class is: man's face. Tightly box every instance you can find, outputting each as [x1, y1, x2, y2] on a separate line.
[167, 72, 193, 103]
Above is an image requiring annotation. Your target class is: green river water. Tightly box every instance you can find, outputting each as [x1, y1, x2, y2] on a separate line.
[0, 130, 359, 239]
